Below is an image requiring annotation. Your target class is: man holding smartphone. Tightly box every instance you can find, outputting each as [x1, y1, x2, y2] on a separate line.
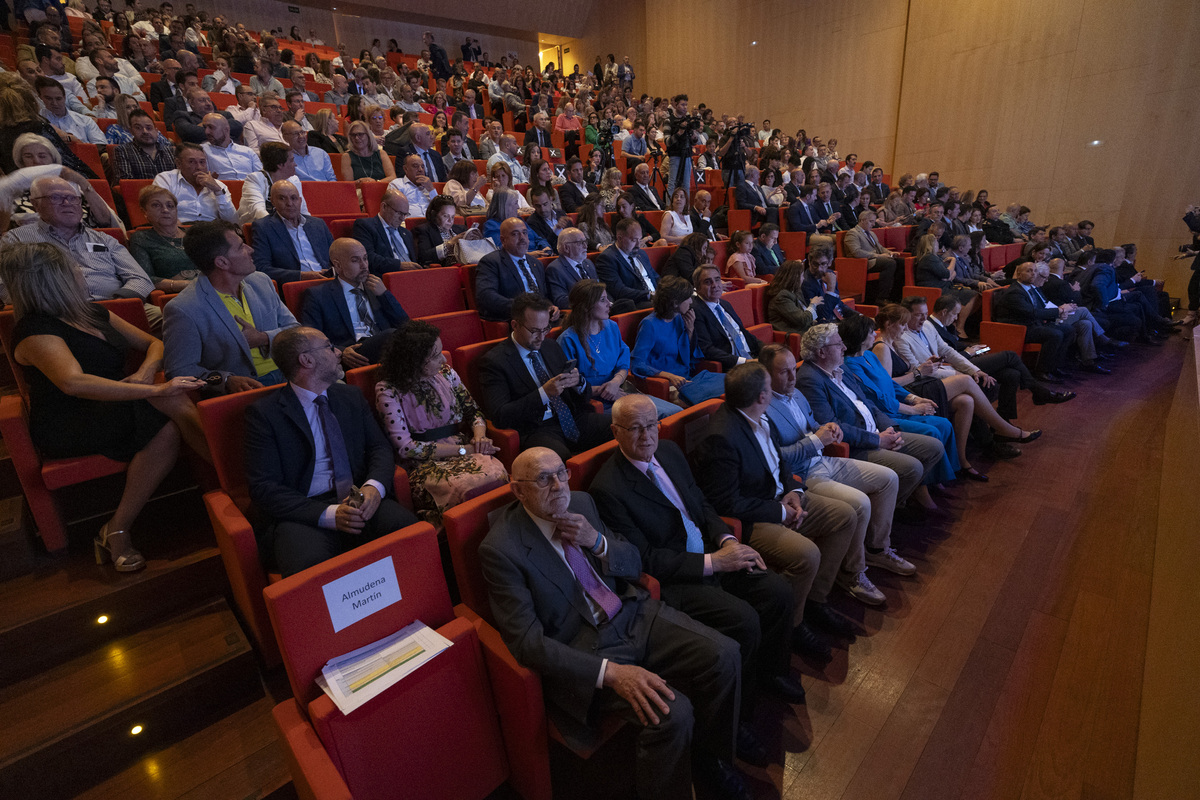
[478, 293, 613, 461]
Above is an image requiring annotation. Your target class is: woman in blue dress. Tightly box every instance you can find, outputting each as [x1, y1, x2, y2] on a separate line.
[557, 279, 682, 418]
[630, 276, 726, 406]
[838, 313, 962, 484]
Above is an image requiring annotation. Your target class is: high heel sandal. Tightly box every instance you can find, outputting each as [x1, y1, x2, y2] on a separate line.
[95, 523, 145, 573]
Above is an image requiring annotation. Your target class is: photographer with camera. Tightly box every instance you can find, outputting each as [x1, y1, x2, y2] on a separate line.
[663, 94, 701, 196]
[719, 120, 756, 187]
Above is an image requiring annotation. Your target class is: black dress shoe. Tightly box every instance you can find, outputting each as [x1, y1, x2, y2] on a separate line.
[985, 441, 1022, 459]
[804, 601, 857, 637]
[736, 722, 771, 768]
[792, 623, 832, 661]
[703, 758, 753, 800]
[1080, 362, 1111, 375]
[993, 428, 1041, 444]
[769, 674, 807, 704]
[1033, 390, 1076, 405]
[957, 467, 989, 482]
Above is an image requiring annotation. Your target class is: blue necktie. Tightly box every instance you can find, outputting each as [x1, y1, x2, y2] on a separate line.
[645, 463, 705, 554]
[714, 304, 749, 358]
[528, 351, 579, 441]
[313, 395, 354, 501]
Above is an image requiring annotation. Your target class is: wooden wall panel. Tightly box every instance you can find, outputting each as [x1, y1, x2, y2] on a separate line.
[548, 0, 647, 86]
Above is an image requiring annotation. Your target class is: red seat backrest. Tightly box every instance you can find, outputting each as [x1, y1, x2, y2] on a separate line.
[361, 181, 389, 216]
[835, 229, 848, 257]
[422, 310, 486, 353]
[643, 245, 673, 274]
[442, 484, 516, 623]
[642, 210, 664, 231]
[565, 439, 619, 492]
[281, 277, 333, 319]
[302, 181, 360, 217]
[344, 363, 382, 410]
[659, 397, 724, 455]
[612, 308, 651, 347]
[89, 179, 116, 210]
[724, 288, 755, 327]
[328, 218, 358, 239]
[384, 267, 466, 318]
[69, 141, 104, 178]
[709, 239, 729, 269]
[119, 179, 154, 227]
[197, 384, 281, 513]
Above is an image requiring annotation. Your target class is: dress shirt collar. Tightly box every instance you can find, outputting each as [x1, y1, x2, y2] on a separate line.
[289, 381, 326, 408]
[277, 212, 307, 230]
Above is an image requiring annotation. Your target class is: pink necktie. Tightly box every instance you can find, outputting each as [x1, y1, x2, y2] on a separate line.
[559, 531, 622, 620]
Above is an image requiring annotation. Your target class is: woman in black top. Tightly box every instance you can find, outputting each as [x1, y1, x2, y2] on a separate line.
[660, 233, 711, 279]
[415, 196, 470, 266]
[0, 243, 212, 572]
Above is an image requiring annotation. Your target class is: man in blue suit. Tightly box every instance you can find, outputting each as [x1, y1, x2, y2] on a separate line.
[476, 217, 555, 322]
[166, 220, 299, 393]
[734, 166, 773, 229]
[244, 325, 418, 577]
[595, 217, 659, 310]
[690, 265, 761, 370]
[785, 184, 820, 235]
[799, 244, 857, 323]
[750, 224, 786, 277]
[250, 180, 333, 284]
[545, 226, 608, 310]
[300, 239, 409, 367]
[350, 189, 422, 276]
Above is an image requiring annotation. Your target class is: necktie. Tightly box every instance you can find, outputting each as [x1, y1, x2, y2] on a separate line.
[769, 248, 779, 266]
[1032, 286, 1050, 307]
[628, 252, 653, 292]
[515, 256, 536, 291]
[313, 395, 354, 501]
[645, 464, 705, 554]
[422, 150, 436, 178]
[714, 303, 749, 358]
[558, 531, 621, 619]
[386, 225, 409, 260]
[528, 351, 580, 441]
[351, 288, 378, 335]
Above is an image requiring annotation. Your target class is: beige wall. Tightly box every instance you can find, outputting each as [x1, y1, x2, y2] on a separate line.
[633, 0, 1197, 293]
[546, 0, 647, 86]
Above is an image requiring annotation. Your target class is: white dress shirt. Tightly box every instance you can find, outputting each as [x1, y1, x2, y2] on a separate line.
[340, 278, 378, 338]
[203, 140, 263, 180]
[86, 74, 145, 101]
[152, 170, 238, 223]
[736, 409, 793, 522]
[243, 118, 285, 150]
[49, 72, 88, 102]
[237, 173, 309, 224]
[388, 176, 437, 218]
[281, 214, 324, 271]
[289, 382, 385, 528]
[704, 299, 749, 364]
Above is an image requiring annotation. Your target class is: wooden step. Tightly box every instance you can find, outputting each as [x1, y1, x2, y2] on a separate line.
[0, 598, 261, 800]
[0, 543, 227, 685]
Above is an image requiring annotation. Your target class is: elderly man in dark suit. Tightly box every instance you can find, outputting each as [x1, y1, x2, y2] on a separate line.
[545, 226, 609, 310]
[591, 395, 805, 759]
[477, 293, 612, 461]
[734, 166, 774, 229]
[475, 217, 555, 322]
[629, 162, 664, 211]
[350, 189, 421, 276]
[691, 363, 859, 662]
[479, 446, 748, 800]
[690, 265, 762, 370]
[250, 180, 334, 284]
[595, 217, 659, 310]
[992, 261, 1077, 381]
[243, 325, 417, 577]
[299, 239, 409, 367]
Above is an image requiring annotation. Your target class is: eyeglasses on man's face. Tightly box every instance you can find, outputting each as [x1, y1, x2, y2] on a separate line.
[514, 466, 570, 488]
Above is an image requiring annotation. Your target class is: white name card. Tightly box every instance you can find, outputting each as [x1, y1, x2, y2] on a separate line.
[322, 556, 402, 633]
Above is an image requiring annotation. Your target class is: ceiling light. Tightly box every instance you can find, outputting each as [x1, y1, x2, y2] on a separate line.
[130, 725, 144, 735]
[96, 615, 109, 624]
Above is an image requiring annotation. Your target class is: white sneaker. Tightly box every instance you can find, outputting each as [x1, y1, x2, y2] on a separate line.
[866, 546, 917, 576]
[838, 571, 886, 605]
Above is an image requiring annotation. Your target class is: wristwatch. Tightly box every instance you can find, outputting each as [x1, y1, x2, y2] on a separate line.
[458, 446, 467, 456]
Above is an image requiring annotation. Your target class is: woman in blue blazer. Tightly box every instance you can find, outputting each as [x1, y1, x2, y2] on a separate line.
[630, 276, 724, 406]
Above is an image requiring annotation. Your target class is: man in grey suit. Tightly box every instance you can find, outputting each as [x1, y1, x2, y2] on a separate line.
[166, 220, 299, 393]
[842, 208, 900, 301]
[478, 447, 749, 800]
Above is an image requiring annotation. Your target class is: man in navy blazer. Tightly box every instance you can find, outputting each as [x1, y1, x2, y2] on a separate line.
[299, 239, 409, 367]
[734, 167, 773, 229]
[866, 168, 890, 204]
[526, 186, 563, 255]
[250, 181, 333, 284]
[350, 189, 421, 276]
[690, 265, 762, 370]
[751, 224, 785, 276]
[477, 294, 611, 460]
[690, 363, 859, 662]
[785, 184, 820, 235]
[792, 324, 944, 490]
[595, 217, 659, 310]
[476, 217, 554, 321]
[558, 157, 596, 214]
[244, 325, 417, 577]
[992, 262, 1077, 379]
[544, 226, 608, 310]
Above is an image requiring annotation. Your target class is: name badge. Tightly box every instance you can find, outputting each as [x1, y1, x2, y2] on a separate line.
[322, 556, 402, 632]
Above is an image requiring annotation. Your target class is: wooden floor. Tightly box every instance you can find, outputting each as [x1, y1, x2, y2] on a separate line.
[35, 332, 1197, 800]
[727, 333, 1196, 800]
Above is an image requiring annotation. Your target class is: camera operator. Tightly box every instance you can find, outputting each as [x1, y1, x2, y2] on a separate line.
[663, 94, 701, 196]
[718, 121, 755, 187]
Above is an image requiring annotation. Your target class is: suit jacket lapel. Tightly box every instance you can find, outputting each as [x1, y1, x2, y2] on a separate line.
[729, 407, 770, 475]
[332, 280, 355, 337]
[199, 276, 253, 363]
[517, 508, 596, 625]
[275, 383, 316, 455]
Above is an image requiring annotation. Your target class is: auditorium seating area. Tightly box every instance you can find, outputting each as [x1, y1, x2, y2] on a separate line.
[1, 3, 1197, 800]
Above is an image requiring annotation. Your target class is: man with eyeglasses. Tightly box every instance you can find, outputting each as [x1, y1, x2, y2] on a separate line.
[478, 293, 612, 461]
[476, 217, 555, 322]
[351, 189, 422, 275]
[545, 226, 607, 311]
[478, 445, 748, 800]
[591, 394, 806, 767]
[1, 176, 157, 326]
[243, 325, 418, 577]
[243, 92, 287, 151]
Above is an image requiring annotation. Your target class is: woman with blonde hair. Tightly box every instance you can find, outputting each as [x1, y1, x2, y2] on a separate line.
[0, 243, 212, 572]
[308, 107, 348, 155]
[597, 166, 624, 211]
[341, 119, 396, 184]
[0, 75, 95, 177]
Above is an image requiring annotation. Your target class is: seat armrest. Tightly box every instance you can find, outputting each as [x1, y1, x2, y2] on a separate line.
[271, 699, 353, 800]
